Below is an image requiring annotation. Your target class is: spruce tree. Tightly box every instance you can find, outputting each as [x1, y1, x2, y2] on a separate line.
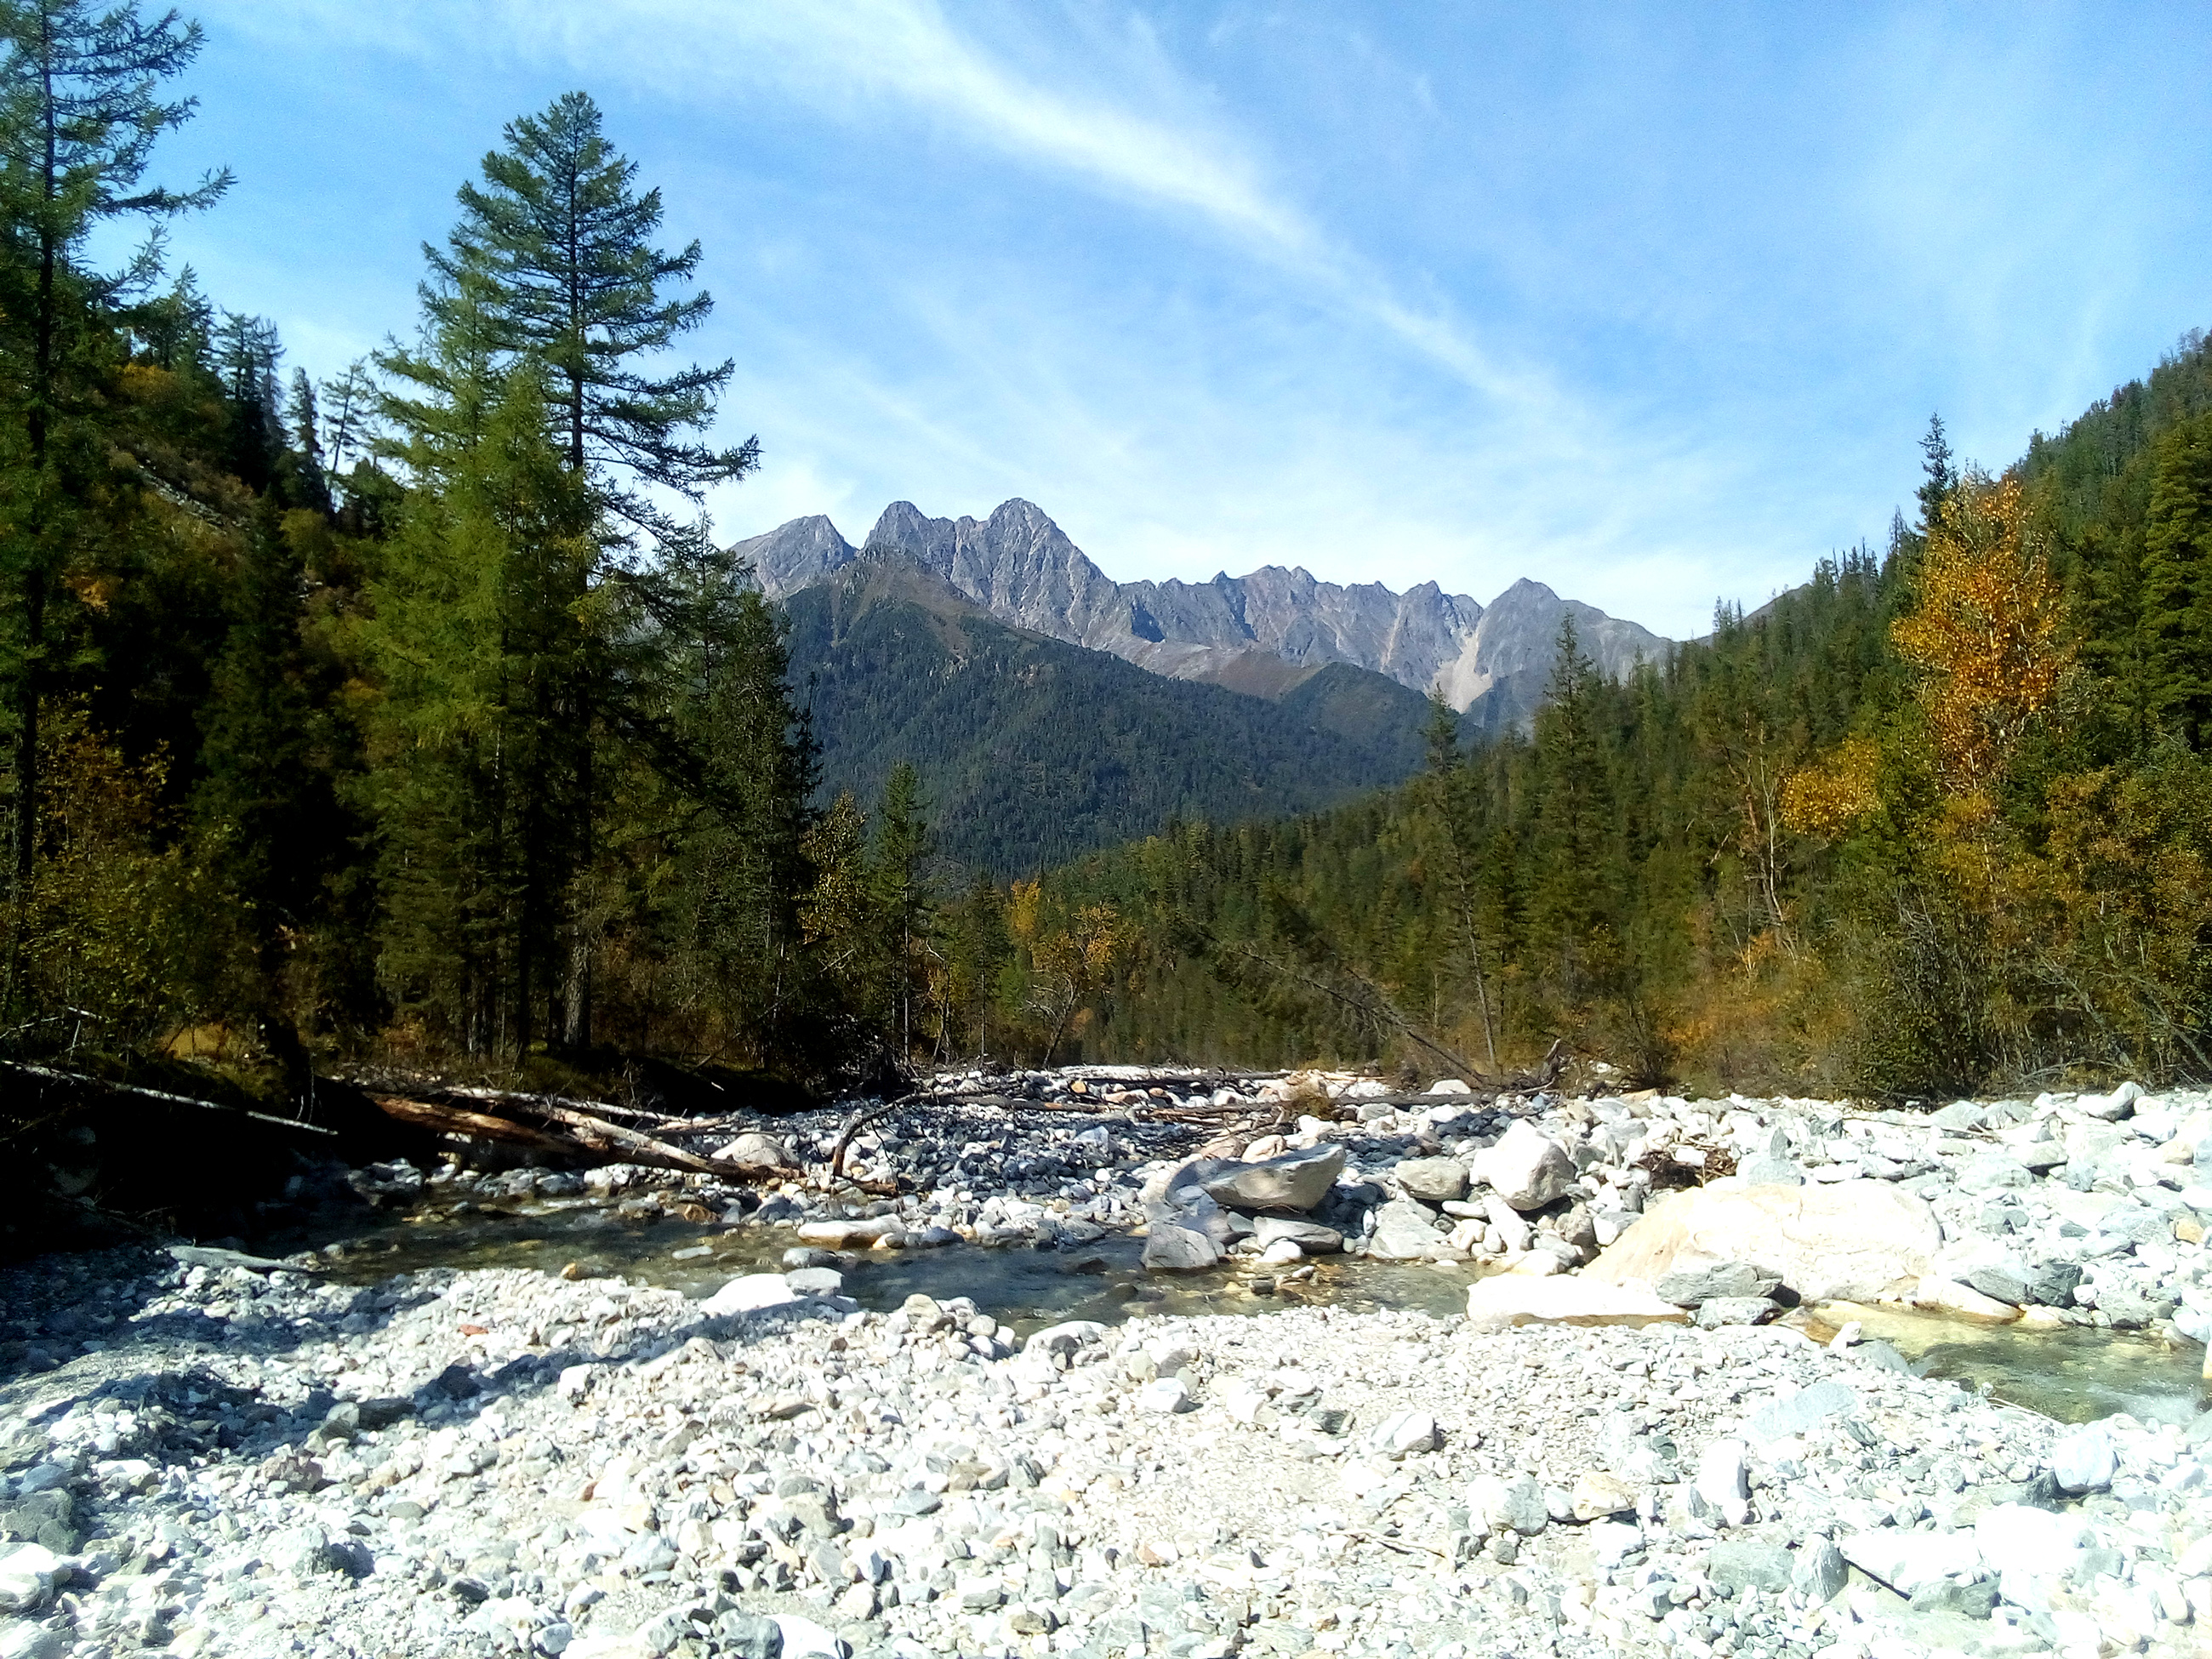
[2142, 410, 2212, 749]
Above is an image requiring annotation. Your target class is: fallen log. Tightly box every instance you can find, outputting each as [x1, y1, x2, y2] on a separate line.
[510, 1098, 729, 1177]
[371, 1095, 579, 1158]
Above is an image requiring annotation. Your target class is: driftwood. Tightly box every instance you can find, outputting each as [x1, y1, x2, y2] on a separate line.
[371, 1095, 580, 1158]
[373, 1090, 819, 1185]
[503, 1097, 727, 1177]
[2, 1062, 339, 1139]
[827, 1093, 921, 1189]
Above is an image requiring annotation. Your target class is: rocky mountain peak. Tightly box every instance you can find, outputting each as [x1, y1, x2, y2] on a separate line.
[731, 498, 1668, 723]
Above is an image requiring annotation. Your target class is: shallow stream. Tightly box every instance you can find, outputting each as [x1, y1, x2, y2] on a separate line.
[300, 1197, 2208, 1428]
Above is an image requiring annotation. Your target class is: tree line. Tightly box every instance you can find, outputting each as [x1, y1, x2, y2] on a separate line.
[9, 2, 2211, 1103]
[0, 4, 938, 1094]
[995, 338, 2212, 1097]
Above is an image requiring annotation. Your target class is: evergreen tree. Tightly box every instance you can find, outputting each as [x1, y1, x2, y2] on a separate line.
[870, 761, 932, 1058]
[1916, 413, 1957, 535]
[214, 310, 282, 493]
[363, 356, 597, 1056]
[395, 89, 757, 543]
[318, 360, 378, 482]
[0, 0, 227, 953]
[191, 494, 328, 1086]
[2141, 410, 2212, 750]
[645, 559, 822, 1066]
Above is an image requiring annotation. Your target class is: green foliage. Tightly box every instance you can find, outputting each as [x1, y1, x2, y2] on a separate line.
[397, 88, 757, 542]
[783, 561, 1452, 874]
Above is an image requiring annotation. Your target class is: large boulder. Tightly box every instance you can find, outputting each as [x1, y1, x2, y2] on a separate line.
[713, 1131, 797, 1171]
[1141, 1223, 1220, 1272]
[1471, 1121, 1575, 1211]
[1652, 1260, 1781, 1307]
[1394, 1157, 1470, 1204]
[1252, 1216, 1344, 1253]
[1188, 1143, 1346, 1212]
[1364, 1198, 1445, 1260]
[1462, 1274, 1685, 1331]
[1584, 1180, 1940, 1303]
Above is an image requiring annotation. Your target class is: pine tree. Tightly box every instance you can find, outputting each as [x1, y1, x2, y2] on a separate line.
[394, 89, 757, 543]
[645, 559, 822, 1065]
[0, 0, 227, 961]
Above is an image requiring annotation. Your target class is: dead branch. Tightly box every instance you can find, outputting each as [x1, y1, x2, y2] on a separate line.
[828, 1094, 919, 1186]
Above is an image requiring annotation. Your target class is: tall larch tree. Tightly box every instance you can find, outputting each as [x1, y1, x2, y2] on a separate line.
[0, 0, 226, 996]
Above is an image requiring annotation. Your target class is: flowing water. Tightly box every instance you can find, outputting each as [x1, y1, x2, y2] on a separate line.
[301, 1199, 2208, 1428]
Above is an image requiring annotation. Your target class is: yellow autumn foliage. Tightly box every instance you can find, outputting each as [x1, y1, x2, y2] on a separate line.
[1890, 477, 2072, 799]
[1780, 733, 1883, 837]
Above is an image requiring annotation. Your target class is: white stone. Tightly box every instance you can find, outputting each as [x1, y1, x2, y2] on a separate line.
[698, 1274, 799, 1316]
[1472, 1120, 1576, 1211]
[1839, 1529, 1983, 1597]
[1367, 1411, 1440, 1459]
[0, 1542, 60, 1616]
[1463, 1274, 1686, 1331]
[711, 1131, 795, 1168]
[1134, 1378, 1193, 1414]
[1696, 1440, 1750, 1527]
[1974, 1504, 2091, 1610]
[1588, 1519, 1643, 1567]
[1910, 1275, 2021, 1324]
[2049, 1422, 2118, 1493]
[1428, 1079, 1473, 1095]
[1583, 1179, 1941, 1303]
[773, 1615, 850, 1658]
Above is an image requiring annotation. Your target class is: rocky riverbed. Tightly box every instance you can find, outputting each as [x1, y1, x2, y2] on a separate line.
[3, 1069, 2210, 1659]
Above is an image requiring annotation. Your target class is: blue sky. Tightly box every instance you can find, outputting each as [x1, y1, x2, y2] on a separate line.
[151, 2, 2211, 637]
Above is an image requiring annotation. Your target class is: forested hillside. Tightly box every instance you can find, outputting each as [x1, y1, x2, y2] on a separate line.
[0, 15, 937, 1093]
[967, 336, 2212, 1095]
[786, 556, 1445, 872]
[8, 1, 2211, 1107]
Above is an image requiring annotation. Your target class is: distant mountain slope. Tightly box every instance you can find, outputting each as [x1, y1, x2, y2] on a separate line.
[735, 499, 1668, 728]
[781, 556, 1447, 872]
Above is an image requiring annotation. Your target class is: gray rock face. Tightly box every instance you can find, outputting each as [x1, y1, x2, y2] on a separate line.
[1956, 1154, 2035, 1193]
[733, 499, 1668, 720]
[1140, 1223, 1220, 1272]
[2049, 1424, 2117, 1493]
[1747, 1382, 1857, 1445]
[1964, 1257, 2082, 1308]
[1653, 1261, 1782, 1307]
[1736, 1154, 1804, 1186]
[1394, 1156, 1470, 1203]
[1189, 1143, 1346, 1212]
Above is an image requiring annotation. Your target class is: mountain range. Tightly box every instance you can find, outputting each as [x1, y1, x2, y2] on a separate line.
[778, 557, 1451, 873]
[735, 499, 1668, 731]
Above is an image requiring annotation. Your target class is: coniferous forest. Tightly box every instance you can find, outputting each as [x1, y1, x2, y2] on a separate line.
[6, 4, 2212, 1108]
